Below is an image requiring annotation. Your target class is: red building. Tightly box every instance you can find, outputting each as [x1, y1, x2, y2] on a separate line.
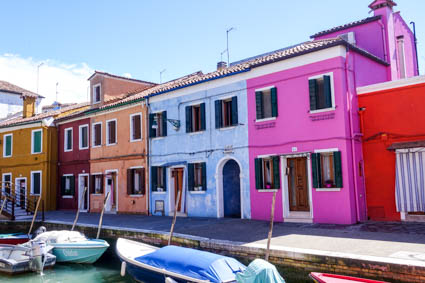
[358, 76, 425, 222]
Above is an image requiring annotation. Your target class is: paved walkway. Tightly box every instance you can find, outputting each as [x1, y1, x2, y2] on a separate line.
[39, 211, 425, 261]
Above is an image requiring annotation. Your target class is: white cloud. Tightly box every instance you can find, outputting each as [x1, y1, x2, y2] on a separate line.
[122, 72, 132, 78]
[0, 54, 93, 106]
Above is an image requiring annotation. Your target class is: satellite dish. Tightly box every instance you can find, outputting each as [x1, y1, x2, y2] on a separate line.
[42, 117, 54, 127]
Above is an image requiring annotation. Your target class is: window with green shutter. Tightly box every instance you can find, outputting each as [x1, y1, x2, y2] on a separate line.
[255, 156, 280, 190]
[311, 151, 343, 189]
[188, 162, 207, 191]
[215, 96, 238, 128]
[3, 134, 12, 157]
[255, 87, 278, 120]
[150, 112, 167, 138]
[31, 171, 41, 195]
[309, 75, 333, 111]
[64, 128, 73, 151]
[186, 103, 206, 133]
[32, 130, 42, 154]
[61, 175, 75, 196]
[151, 166, 166, 192]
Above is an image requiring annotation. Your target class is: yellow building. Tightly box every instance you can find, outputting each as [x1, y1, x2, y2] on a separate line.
[0, 97, 87, 211]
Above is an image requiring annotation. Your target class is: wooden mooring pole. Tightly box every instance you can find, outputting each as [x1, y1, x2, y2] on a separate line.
[168, 190, 181, 245]
[0, 196, 6, 216]
[265, 190, 277, 261]
[97, 192, 110, 239]
[72, 186, 88, 231]
[28, 196, 42, 237]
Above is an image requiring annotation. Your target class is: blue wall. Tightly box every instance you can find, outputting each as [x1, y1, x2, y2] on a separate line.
[149, 80, 251, 218]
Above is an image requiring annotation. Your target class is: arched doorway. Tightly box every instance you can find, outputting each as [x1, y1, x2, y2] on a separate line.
[222, 159, 241, 218]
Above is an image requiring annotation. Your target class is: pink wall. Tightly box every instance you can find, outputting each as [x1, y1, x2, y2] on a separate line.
[247, 51, 388, 224]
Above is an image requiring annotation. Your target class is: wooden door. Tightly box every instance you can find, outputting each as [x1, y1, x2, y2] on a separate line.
[287, 157, 310, 212]
[172, 169, 184, 212]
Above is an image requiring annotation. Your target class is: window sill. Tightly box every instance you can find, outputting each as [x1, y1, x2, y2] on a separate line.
[130, 139, 142, 143]
[189, 131, 205, 135]
[79, 147, 89, 150]
[62, 196, 73, 199]
[93, 101, 101, 105]
[151, 137, 165, 141]
[106, 143, 117, 147]
[30, 193, 40, 196]
[219, 126, 236, 131]
[129, 194, 144, 198]
[3, 156, 11, 158]
[255, 117, 277, 123]
[31, 152, 42, 155]
[152, 191, 166, 195]
[257, 189, 279, 193]
[91, 193, 103, 196]
[64, 149, 73, 152]
[189, 190, 206, 194]
[315, 188, 341, 192]
[309, 107, 335, 114]
[92, 145, 101, 148]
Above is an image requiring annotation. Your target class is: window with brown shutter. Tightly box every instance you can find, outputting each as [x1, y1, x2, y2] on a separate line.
[93, 123, 102, 147]
[107, 120, 117, 145]
[131, 114, 142, 141]
[127, 168, 145, 195]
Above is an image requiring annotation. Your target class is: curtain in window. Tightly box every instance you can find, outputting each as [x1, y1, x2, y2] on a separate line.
[395, 149, 425, 212]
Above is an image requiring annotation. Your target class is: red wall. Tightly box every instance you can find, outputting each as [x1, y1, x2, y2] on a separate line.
[359, 81, 425, 221]
[57, 118, 91, 210]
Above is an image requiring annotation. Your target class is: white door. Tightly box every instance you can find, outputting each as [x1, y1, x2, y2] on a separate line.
[105, 176, 113, 212]
[14, 178, 27, 210]
[78, 175, 89, 212]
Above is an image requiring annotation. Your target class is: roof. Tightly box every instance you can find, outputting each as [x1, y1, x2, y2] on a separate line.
[388, 140, 425, 151]
[0, 80, 44, 99]
[99, 37, 388, 110]
[0, 102, 89, 128]
[310, 15, 382, 38]
[87, 71, 156, 86]
[357, 75, 425, 95]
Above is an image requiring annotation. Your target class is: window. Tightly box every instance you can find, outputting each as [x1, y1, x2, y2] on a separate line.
[309, 74, 334, 112]
[127, 168, 145, 195]
[31, 129, 42, 154]
[106, 119, 117, 145]
[64, 128, 73, 152]
[79, 124, 89, 149]
[397, 36, 406, 79]
[311, 151, 343, 189]
[61, 175, 75, 197]
[255, 87, 277, 120]
[31, 171, 42, 195]
[149, 112, 167, 138]
[130, 113, 142, 141]
[186, 104, 205, 133]
[151, 166, 166, 191]
[93, 84, 101, 103]
[92, 122, 102, 147]
[2, 173, 12, 196]
[91, 174, 104, 194]
[3, 134, 12, 157]
[254, 156, 280, 190]
[215, 96, 238, 128]
[188, 162, 206, 191]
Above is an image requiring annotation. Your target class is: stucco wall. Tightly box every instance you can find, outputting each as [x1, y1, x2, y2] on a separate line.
[149, 80, 251, 219]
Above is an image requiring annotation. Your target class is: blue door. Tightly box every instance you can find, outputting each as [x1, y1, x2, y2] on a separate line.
[223, 160, 241, 218]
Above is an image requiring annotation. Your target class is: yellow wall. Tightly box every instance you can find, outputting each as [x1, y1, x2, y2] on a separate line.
[0, 124, 58, 210]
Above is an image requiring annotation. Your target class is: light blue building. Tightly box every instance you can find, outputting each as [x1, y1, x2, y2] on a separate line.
[148, 77, 250, 219]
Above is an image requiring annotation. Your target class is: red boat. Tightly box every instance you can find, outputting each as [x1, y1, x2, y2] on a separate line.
[310, 272, 389, 283]
[0, 233, 30, 245]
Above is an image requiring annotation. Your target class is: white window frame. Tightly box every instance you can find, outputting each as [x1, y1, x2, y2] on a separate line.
[92, 122, 102, 148]
[62, 174, 74, 198]
[93, 83, 101, 104]
[64, 127, 73, 152]
[313, 148, 341, 191]
[106, 119, 117, 146]
[3, 134, 12, 158]
[254, 86, 276, 122]
[2, 173, 12, 194]
[31, 129, 43, 154]
[30, 170, 42, 196]
[91, 173, 103, 195]
[79, 124, 89, 150]
[129, 165, 145, 197]
[130, 113, 142, 142]
[308, 72, 336, 114]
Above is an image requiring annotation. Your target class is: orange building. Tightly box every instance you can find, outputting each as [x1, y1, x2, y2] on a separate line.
[358, 76, 425, 222]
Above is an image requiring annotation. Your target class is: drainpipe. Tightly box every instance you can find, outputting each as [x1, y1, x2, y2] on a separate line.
[344, 48, 361, 223]
[145, 97, 151, 216]
[378, 20, 389, 63]
[410, 21, 420, 75]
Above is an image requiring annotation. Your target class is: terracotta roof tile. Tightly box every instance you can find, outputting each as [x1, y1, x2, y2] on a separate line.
[0, 80, 44, 98]
[310, 16, 382, 38]
[87, 71, 157, 86]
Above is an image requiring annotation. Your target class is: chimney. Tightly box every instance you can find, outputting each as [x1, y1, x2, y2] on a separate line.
[369, 0, 396, 14]
[22, 97, 36, 118]
[217, 61, 227, 71]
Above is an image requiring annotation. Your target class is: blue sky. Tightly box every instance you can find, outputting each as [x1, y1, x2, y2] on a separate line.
[0, 0, 423, 104]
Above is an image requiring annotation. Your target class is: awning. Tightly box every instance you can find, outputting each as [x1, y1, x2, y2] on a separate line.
[395, 147, 425, 212]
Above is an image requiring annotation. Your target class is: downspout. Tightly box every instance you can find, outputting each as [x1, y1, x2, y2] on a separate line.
[378, 19, 389, 62]
[145, 97, 151, 216]
[344, 48, 361, 223]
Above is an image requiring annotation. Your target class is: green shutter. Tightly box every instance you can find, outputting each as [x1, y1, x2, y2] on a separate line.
[162, 166, 167, 191]
[33, 173, 41, 195]
[255, 91, 263, 120]
[271, 87, 278, 118]
[215, 100, 223, 129]
[254, 158, 263, 190]
[333, 151, 343, 188]
[70, 176, 75, 196]
[200, 103, 206, 131]
[149, 114, 156, 138]
[188, 163, 194, 191]
[323, 75, 332, 108]
[185, 106, 192, 133]
[311, 153, 321, 188]
[272, 156, 280, 189]
[33, 131, 42, 153]
[67, 130, 72, 150]
[309, 79, 318, 111]
[162, 111, 167, 137]
[201, 162, 207, 191]
[5, 135, 11, 156]
[151, 166, 157, 191]
[231, 96, 238, 125]
[61, 176, 66, 196]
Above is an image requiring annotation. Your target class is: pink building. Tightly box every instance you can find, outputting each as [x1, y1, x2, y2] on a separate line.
[248, 0, 417, 224]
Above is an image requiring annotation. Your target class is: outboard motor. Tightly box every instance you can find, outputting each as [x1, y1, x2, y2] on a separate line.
[29, 240, 47, 273]
[31, 226, 47, 239]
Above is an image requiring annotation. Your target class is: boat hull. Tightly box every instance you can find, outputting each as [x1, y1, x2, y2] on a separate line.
[310, 272, 389, 283]
[0, 234, 30, 245]
[0, 253, 56, 275]
[52, 240, 109, 264]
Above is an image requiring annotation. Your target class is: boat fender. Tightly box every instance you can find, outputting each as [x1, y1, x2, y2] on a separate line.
[120, 261, 126, 277]
[165, 277, 178, 283]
